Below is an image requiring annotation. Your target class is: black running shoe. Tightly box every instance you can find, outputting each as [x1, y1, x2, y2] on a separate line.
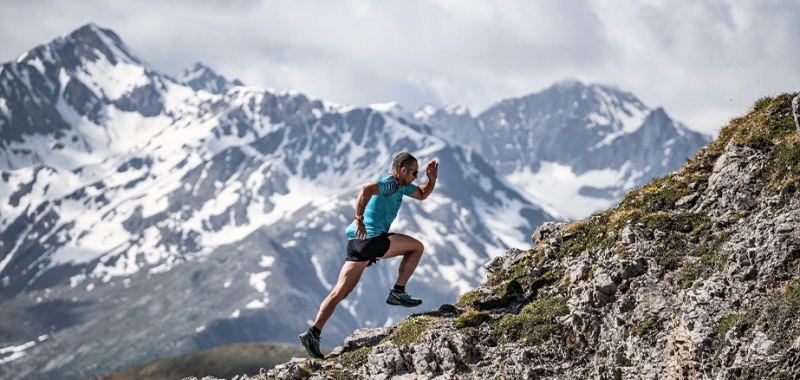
[386, 289, 423, 307]
[298, 330, 324, 359]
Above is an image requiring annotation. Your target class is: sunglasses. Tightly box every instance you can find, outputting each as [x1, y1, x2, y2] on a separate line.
[405, 167, 419, 177]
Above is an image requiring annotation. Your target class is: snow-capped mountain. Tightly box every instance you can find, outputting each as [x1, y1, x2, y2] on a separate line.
[0, 24, 554, 378]
[175, 62, 244, 95]
[417, 80, 712, 219]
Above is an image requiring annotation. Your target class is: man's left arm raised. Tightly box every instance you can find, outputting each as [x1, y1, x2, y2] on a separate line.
[410, 160, 438, 200]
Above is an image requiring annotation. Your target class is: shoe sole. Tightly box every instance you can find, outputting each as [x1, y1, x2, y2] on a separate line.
[386, 299, 422, 308]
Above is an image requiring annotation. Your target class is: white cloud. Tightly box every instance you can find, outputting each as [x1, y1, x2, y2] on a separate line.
[0, 0, 797, 136]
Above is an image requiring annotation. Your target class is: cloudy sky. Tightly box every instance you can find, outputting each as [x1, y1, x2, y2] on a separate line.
[1, 0, 797, 136]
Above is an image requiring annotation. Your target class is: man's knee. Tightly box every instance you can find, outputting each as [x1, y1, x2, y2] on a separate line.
[414, 240, 424, 255]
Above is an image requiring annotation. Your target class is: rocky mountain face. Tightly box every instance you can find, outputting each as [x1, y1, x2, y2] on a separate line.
[417, 81, 712, 219]
[253, 94, 800, 379]
[0, 24, 554, 378]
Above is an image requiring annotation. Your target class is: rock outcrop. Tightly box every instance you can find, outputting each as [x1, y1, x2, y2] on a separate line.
[188, 93, 800, 379]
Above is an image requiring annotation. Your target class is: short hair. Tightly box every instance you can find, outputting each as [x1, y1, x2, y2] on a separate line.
[391, 152, 417, 173]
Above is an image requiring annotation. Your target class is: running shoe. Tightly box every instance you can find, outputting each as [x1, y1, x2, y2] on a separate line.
[298, 330, 324, 359]
[386, 289, 423, 307]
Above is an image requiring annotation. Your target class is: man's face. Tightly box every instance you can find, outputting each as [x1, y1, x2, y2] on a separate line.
[401, 162, 419, 186]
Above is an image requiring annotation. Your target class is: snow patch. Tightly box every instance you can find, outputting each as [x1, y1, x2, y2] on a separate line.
[246, 299, 266, 309]
[259, 255, 275, 268]
[311, 255, 333, 291]
[474, 198, 531, 252]
[506, 161, 642, 220]
[249, 271, 271, 294]
[0, 340, 37, 364]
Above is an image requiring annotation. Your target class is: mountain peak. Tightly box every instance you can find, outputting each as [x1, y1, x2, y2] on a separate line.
[369, 101, 412, 120]
[414, 104, 472, 123]
[552, 78, 586, 89]
[54, 22, 143, 67]
[175, 62, 243, 94]
[69, 22, 115, 40]
[546, 79, 630, 101]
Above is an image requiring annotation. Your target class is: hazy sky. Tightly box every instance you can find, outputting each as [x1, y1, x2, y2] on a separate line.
[1, 0, 797, 136]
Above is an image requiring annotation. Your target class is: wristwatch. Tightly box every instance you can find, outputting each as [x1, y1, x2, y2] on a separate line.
[354, 215, 364, 221]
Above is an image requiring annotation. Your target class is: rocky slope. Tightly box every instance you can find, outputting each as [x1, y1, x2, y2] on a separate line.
[198, 93, 800, 379]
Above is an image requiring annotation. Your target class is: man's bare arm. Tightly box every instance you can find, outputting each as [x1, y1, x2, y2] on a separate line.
[354, 182, 379, 239]
[410, 160, 438, 200]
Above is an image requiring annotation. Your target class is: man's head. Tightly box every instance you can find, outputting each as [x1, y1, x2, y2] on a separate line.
[391, 152, 418, 186]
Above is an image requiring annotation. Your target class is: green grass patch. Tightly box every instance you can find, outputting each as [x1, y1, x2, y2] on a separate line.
[387, 316, 433, 346]
[696, 231, 730, 263]
[557, 210, 627, 256]
[642, 212, 711, 234]
[763, 137, 800, 202]
[490, 296, 568, 346]
[715, 313, 747, 339]
[468, 251, 563, 312]
[330, 346, 372, 369]
[454, 309, 493, 329]
[738, 276, 800, 353]
[722, 93, 800, 203]
[485, 255, 533, 288]
[678, 260, 705, 289]
[626, 318, 659, 339]
[554, 208, 727, 278]
[456, 289, 489, 308]
[727, 93, 796, 149]
[619, 175, 693, 215]
[456, 283, 518, 310]
[779, 278, 800, 309]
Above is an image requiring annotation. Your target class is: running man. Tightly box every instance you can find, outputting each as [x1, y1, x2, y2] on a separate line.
[299, 152, 439, 359]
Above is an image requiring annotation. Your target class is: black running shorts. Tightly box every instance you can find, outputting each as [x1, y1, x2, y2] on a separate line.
[346, 232, 394, 265]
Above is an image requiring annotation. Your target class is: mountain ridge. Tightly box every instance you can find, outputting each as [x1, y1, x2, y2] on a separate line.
[417, 80, 712, 219]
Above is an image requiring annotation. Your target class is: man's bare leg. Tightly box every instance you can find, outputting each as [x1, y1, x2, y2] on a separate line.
[312, 260, 369, 331]
[383, 234, 424, 287]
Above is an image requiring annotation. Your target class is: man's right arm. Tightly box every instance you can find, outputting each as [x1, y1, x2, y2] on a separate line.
[354, 182, 379, 239]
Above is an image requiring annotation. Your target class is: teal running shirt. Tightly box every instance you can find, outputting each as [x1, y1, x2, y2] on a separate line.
[345, 174, 418, 240]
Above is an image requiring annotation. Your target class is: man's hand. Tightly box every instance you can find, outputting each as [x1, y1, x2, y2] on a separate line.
[425, 160, 438, 181]
[356, 220, 367, 240]
[411, 160, 438, 201]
